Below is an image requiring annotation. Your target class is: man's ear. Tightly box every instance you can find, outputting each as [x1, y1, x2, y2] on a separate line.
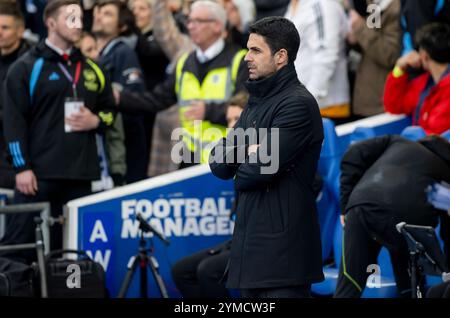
[214, 21, 223, 35]
[46, 18, 56, 30]
[275, 49, 288, 66]
[17, 24, 25, 38]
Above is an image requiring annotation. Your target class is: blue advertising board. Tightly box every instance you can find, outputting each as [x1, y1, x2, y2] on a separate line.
[65, 165, 235, 297]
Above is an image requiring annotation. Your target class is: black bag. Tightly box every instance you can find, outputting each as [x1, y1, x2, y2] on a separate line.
[38, 250, 108, 298]
[0, 257, 35, 297]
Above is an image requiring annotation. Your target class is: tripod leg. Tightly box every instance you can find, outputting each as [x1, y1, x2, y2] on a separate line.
[140, 253, 148, 298]
[118, 255, 140, 298]
[147, 255, 169, 298]
[35, 222, 48, 298]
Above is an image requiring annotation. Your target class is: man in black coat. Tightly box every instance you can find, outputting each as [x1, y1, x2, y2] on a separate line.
[335, 135, 450, 298]
[209, 17, 324, 298]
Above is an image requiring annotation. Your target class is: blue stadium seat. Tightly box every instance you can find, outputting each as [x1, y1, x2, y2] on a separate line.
[362, 248, 398, 298]
[311, 218, 342, 295]
[441, 129, 450, 141]
[317, 119, 343, 261]
[401, 126, 426, 141]
[349, 127, 377, 144]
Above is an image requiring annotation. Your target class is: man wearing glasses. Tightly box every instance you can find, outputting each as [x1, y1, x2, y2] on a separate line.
[115, 0, 248, 167]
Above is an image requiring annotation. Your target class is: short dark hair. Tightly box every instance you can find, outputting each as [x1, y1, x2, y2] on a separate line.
[415, 23, 450, 64]
[97, 0, 137, 36]
[44, 0, 80, 22]
[0, 2, 24, 26]
[248, 17, 300, 63]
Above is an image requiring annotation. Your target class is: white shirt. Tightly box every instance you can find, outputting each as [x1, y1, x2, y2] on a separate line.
[285, 0, 350, 108]
[45, 38, 72, 57]
[195, 38, 225, 63]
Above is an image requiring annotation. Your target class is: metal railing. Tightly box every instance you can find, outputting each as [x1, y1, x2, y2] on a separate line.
[0, 202, 51, 297]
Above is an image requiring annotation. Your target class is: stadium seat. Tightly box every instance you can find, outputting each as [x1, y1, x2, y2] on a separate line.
[349, 126, 377, 144]
[362, 248, 398, 298]
[311, 218, 342, 296]
[317, 119, 343, 261]
[401, 126, 426, 141]
[441, 129, 450, 141]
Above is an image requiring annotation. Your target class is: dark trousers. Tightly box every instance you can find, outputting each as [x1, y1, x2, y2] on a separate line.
[240, 284, 311, 298]
[335, 207, 411, 298]
[171, 241, 231, 298]
[0, 179, 91, 264]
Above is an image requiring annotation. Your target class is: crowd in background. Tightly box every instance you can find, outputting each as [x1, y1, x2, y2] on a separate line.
[0, 0, 449, 187]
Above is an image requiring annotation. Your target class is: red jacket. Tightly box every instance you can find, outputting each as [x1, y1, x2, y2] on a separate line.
[384, 69, 450, 134]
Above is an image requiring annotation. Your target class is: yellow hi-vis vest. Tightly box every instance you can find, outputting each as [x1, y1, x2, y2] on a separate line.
[175, 49, 247, 164]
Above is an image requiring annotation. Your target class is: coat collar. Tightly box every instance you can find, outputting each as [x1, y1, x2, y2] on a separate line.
[245, 63, 299, 99]
[33, 40, 83, 63]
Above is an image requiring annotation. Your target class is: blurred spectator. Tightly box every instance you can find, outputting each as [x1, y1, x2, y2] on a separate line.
[170, 92, 247, 298]
[286, 0, 350, 124]
[129, 0, 171, 174]
[93, 0, 147, 183]
[254, 0, 289, 20]
[170, 0, 192, 34]
[130, 0, 169, 90]
[116, 0, 248, 166]
[77, 31, 99, 60]
[336, 135, 450, 298]
[347, 0, 401, 117]
[82, 0, 97, 32]
[153, 0, 193, 63]
[146, 0, 193, 177]
[75, 30, 127, 191]
[384, 23, 450, 135]
[224, 0, 256, 48]
[0, 2, 31, 189]
[400, 0, 450, 56]
[226, 90, 247, 127]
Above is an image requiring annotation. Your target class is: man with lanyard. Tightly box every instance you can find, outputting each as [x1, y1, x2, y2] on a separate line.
[114, 0, 248, 166]
[384, 23, 450, 135]
[1, 0, 115, 263]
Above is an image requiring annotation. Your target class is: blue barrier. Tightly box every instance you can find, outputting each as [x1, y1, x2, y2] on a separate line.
[65, 165, 234, 297]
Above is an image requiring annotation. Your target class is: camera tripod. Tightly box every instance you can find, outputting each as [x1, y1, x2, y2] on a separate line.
[118, 213, 170, 298]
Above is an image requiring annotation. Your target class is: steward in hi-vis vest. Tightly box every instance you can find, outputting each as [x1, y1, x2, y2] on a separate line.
[117, 40, 248, 165]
